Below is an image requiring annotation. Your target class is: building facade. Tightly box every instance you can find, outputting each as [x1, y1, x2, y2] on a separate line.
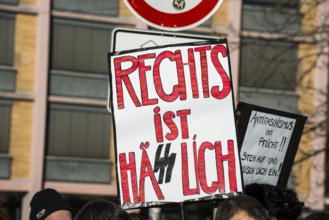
[0, 0, 328, 219]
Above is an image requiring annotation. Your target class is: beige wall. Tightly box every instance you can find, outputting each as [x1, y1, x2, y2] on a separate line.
[11, 12, 37, 179]
[294, 43, 316, 196]
[15, 14, 36, 92]
[10, 101, 33, 179]
[119, 0, 134, 18]
[110, 122, 116, 182]
[20, 0, 36, 6]
[294, 0, 325, 209]
[212, 1, 229, 27]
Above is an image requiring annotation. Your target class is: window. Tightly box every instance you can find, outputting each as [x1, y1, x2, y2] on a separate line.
[242, 0, 301, 34]
[239, 0, 300, 113]
[46, 104, 112, 183]
[52, 0, 119, 17]
[0, 100, 11, 153]
[0, 100, 12, 179]
[0, 13, 14, 66]
[239, 38, 298, 90]
[50, 19, 115, 99]
[47, 104, 110, 158]
[0, 12, 16, 92]
[0, 0, 18, 5]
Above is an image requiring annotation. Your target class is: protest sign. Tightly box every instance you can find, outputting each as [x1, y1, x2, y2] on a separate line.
[108, 40, 243, 208]
[236, 102, 307, 188]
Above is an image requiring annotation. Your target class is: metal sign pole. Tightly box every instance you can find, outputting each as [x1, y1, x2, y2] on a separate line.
[180, 203, 187, 220]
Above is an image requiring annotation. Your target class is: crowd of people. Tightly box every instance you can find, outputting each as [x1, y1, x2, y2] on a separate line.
[1, 185, 329, 220]
[27, 188, 131, 220]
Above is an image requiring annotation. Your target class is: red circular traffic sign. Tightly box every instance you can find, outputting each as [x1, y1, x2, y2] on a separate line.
[124, 0, 223, 31]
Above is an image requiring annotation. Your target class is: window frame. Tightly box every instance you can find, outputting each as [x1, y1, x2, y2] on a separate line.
[52, 0, 119, 17]
[239, 37, 298, 91]
[46, 102, 112, 183]
[0, 99, 12, 154]
[242, 0, 301, 34]
[50, 18, 116, 99]
[47, 103, 111, 158]
[0, 0, 18, 5]
[238, 0, 301, 115]
[0, 12, 16, 92]
[0, 99, 12, 179]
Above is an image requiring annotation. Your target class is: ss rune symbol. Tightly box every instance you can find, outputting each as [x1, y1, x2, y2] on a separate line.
[173, 0, 185, 10]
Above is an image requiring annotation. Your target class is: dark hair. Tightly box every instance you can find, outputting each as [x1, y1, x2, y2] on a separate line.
[245, 183, 304, 220]
[74, 199, 131, 220]
[305, 211, 329, 220]
[215, 195, 271, 220]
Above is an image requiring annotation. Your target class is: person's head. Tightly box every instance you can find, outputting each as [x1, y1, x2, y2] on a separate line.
[74, 199, 131, 220]
[305, 211, 329, 220]
[215, 195, 271, 220]
[245, 183, 304, 220]
[29, 188, 73, 220]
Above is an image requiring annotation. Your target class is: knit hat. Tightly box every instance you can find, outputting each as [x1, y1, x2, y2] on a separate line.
[29, 188, 72, 220]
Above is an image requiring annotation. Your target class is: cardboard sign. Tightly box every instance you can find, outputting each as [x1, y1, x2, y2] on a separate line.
[109, 28, 219, 112]
[236, 102, 307, 188]
[108, 40, 243, 208]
